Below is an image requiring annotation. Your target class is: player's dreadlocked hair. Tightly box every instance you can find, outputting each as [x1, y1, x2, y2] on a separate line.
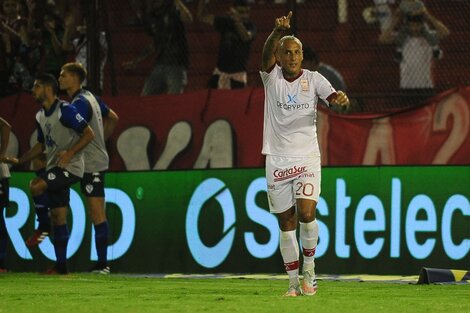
[61, 62, 88, 84]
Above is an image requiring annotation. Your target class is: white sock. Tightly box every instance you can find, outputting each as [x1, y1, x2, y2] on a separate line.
[300, 220, 319, 271]
[280, 230, 300, 286]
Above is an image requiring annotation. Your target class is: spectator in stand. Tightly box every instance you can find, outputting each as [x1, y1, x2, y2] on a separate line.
[197, 0, 256, 89]
[122, 0, 192, 95]
[62, 18, 108, 92]
[38, 10, 68, 78]
[302, 46, 347, 92]
[0, 0, 34, 94]
[380, 9, 449, 95]
[387, 0, 443, 62]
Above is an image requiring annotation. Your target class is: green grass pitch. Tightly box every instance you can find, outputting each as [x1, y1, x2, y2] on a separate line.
[0, 273, 469, 313]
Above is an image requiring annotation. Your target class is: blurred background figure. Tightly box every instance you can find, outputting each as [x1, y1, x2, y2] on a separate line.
[0, 0, 34, 94]
[302, 46, 347, 92]
[197, 0, 256, 89]
[122, 0, 193, 95]
[63, 18, 108, 93]
[380, 9, 449, 98]
[387, 0, 443, 62]
[362, 0, 396, 33]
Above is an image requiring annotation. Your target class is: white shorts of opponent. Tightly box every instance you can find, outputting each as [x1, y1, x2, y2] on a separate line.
[265, 155, 321, 214]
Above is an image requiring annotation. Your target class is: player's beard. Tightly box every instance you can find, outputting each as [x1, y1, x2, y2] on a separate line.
[32, 93, 44, 104]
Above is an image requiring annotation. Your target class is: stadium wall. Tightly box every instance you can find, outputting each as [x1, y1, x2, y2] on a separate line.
[0, 87, 469, 170]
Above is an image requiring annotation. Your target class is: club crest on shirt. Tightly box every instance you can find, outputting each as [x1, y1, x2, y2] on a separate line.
[86, 184, 94, 194]
[48, 173, 56, 180]
[300, 79, 309, 91]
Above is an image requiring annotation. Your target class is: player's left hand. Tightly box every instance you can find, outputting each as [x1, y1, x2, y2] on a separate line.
[57, 150, 73, 168]
[332, 91, 350, 107]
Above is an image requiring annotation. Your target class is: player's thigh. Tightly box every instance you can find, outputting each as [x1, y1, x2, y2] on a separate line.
[40, 167, 80, 192]
[81, 172, 107, 223]
[292, 157, 321, 203]
[292, 157, 321, 222]
[41, 167, 80, 209]
[266, 155, 296, 214]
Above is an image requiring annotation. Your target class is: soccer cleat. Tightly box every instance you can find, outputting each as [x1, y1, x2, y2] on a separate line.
[301, 269, 318, 296]
[283, 284, 302, 297]
[25, 230, 49, 247]
[90, 264, 111, 275]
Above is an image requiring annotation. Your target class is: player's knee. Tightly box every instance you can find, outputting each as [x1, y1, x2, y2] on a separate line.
[299, 210, 316, 223]
[50, 208, 67, 225]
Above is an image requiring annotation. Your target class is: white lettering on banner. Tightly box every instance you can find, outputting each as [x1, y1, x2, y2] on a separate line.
[5, 188, 32, 259]
[185, 176, 468, 269]
[5, 188, 135, 261]
[193, 120, 234, 169]
[432, 94, 470, 164]
[315, 197, 330, 257]
[335, 179, 351, 258]
[186, 178, 236, 268]
[354, 195, 386, 259]
[91, 188, 136, 261]
[116, 120, 234, 171]
[362, 117, 396, 165]
[390, 178, 401, 258]
[405, 195, 437, 259]
[6, 177, 469, 267]
[244, 178, 278, 258]
[441, 195, 470, 260]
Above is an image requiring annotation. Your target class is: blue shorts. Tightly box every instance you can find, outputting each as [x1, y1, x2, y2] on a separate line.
[80, 172, 105, 197]
[39, 167, 81, 209]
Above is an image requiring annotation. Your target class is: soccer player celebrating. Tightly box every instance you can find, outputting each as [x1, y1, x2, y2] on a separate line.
[260, 12, 349, 296]
[59, 62, 119, 274]
[2, 74, 95, 274]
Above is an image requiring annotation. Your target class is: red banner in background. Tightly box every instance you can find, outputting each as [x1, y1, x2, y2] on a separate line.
[0, 87, 469, 170]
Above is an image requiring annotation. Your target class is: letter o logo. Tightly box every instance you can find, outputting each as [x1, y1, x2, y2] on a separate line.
[186, 178, 236, 268]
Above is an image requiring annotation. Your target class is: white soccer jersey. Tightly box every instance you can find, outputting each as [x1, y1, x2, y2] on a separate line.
[400, 37, 434, 89]
[260, 64, 336, 157]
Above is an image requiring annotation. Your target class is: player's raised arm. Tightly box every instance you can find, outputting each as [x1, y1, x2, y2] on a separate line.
[261, 11, 292, 71]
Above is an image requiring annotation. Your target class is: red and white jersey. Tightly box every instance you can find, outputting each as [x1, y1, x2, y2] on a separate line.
[260, 64, 336, 157]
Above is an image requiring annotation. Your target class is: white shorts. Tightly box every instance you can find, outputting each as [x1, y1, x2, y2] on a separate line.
[265, 155, 321, 214]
